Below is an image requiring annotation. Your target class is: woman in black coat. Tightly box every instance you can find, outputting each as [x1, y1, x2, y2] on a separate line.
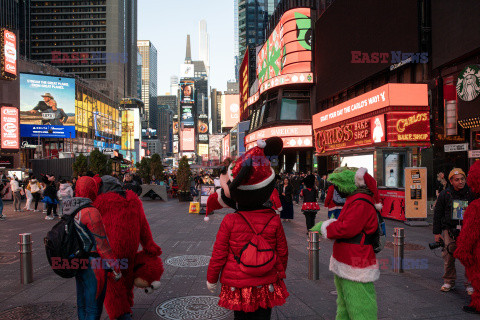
[279, 178, 294, 221]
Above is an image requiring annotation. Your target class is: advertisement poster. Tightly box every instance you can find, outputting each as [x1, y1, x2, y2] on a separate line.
[180, 104, 194, 127]
[200, 185, 215, 206]
[257, 8, 312, 87]
[405, 167, 427, 219]
[198, 143, 209, 160]
[20, 73, 76, 138]
[221, 94, 240, 128]
[379, 189, 406, 221]
[180, 80, 195, 104]
[384, 154, 400, 187]
[1, 106, 19, 150]
[209, 135, 223, 161]
[121, 110, 134, 150]
[239, 49, 249, 116]
[2, 29, 17, 78]
[198, 114, 208, 134]
[180, 128, 195, 152]
[371, 115, 385, 143]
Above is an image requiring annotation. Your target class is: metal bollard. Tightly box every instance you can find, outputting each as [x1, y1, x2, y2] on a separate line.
[18, 233, 34, 284]
[393, 228, 405, 273]
[307, 231, 320, 280]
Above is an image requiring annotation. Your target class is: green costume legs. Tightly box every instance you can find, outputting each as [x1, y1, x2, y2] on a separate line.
[334, 275, 377, 320]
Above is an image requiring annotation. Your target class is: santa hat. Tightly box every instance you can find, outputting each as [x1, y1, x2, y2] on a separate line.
[227, 138, 282, 192]
[204, 189, 227, 222]
[355, 168, 383, 211]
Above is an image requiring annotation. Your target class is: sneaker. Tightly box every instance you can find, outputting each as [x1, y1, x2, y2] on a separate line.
[463, 306, 480, 314]
[45, 215, 54, 220]
[441, 283, 453, 292]
[466, 286, 474, 295]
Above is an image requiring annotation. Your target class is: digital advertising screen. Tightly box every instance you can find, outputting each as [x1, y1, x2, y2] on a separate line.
[1, 106, 19, 150]
[198, 114, 208, 135]
[208, 135, 223, 161]
[180, 104, 194, 128]
[180, 80, 195, 104]
[180, 128, 195, 151]
[239, 49, 249, 116]
[1, 29, 17, 80]
[142, 128, 157, 139]
[257, 8, 312, 89]
[121, 110, 135, 150]
[20, 73, 76, 138]
[221, 94, 240, 128]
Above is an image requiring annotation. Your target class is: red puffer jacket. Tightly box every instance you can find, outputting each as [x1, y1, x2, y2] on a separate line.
[207, 209, 288, 288]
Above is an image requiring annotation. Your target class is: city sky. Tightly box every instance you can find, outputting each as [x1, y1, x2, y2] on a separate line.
[138, 0, 235, 94]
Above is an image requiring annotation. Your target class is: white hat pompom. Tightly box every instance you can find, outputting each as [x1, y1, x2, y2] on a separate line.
[257, 139, 266, 148]
[204, 216, 210, 222]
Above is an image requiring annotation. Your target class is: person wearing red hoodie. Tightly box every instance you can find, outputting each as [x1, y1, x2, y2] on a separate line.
[68, 176, 122, 320]
[206, 137, 289, 320]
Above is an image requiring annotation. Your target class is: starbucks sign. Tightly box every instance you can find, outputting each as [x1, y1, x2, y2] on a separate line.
[456, 65, 480, 101]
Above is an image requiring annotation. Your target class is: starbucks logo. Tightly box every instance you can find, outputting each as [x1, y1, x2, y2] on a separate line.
[456, 65, 480, 102]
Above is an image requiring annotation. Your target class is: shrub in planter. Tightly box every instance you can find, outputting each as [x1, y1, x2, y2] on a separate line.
[176, 156, 191, 202]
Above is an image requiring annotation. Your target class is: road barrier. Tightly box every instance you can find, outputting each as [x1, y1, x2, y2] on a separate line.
[19, 233, 33, 284]
[393, 228, 405, 273]
[307, 231, 320, 280]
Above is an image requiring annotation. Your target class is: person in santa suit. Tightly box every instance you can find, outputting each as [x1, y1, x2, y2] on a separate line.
[205, 137, 289, 320]
[455, 160, 480, 314]
[300, 174, 320, 232]
[311, 167, 381, 320]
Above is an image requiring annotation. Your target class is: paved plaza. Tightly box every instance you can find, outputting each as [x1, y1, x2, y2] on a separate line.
[0, 198, 477, 319]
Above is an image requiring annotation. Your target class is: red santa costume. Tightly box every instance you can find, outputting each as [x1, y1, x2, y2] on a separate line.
[454, 160, 480, 314]
[206, 137, 289, 319]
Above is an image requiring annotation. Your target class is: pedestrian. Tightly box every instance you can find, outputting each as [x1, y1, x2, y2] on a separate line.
[291, 173, 301, 205]
[279, 178, 294, 222]
[300, 174, 319, 232]
[67, 176, 123, 320]
[43, 179, 58, 220]
[311, 167, 382, 319]
[23, 182, 33, 211]
[318, 174, 328, 202]
[206, 137, 289, 320]
[10, 177, 22, 212]
[0, 179, 6, 220]
[433, 168, 475, 294]
[454, 160, 480, 314]
[57, 179, 74, 216]
[122, 173, 142, 196]
[27, 178, 42, 212]
[325, 181, 346, 219]
[270, 187, 283, 214]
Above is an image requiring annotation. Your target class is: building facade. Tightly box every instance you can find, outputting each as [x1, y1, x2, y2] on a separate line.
[199, 20, 209, 76]
[137, 40, 157, 128]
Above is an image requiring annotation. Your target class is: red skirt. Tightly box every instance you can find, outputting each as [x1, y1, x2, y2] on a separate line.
[302, 202, 320, 211]
[218, 279, 289, 312]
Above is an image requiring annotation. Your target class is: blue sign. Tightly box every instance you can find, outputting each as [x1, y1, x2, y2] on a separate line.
[93, 140, 120, 150]
[20, 124, 76, 139]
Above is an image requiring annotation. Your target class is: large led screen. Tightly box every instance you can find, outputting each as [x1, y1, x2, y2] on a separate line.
[221, 94, 240, 128]
[257, 8, 312, 87]
[180, 80, 195, 104]
[20, 73, 76, 138]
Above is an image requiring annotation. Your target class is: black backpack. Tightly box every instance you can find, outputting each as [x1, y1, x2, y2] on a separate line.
[44, 204, 94, 278]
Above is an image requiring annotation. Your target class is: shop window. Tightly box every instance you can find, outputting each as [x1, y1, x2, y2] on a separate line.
[384, 152, 407, 188]
[279, 98, 310, 120]
[340, 154, 374, 179]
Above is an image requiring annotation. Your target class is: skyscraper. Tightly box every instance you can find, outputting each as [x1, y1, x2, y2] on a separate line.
[28, 0, 138, 101]
[199, 20, 210, 76]
[170, 76, 179, 96]
[137, 40, 158, 128]
[234, 0, 239, 80]
[237, 0, 280, 62]
[0, 0, 19, 30]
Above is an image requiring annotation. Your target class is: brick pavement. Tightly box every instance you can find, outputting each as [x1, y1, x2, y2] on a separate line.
[0, 199, 477, 319]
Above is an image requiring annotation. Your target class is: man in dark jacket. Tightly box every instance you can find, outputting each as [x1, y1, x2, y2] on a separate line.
[122, 173, 141, 196]
[433, 168, 476, 294]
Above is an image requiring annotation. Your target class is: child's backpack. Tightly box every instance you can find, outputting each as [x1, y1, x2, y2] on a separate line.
[44, 203, 94, 278]
[233, 212, 277, 277]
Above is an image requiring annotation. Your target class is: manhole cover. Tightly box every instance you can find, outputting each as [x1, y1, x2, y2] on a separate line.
[165, 255, 210, 267]
[0, 253, 18, 264]
[156, 296, 232, 320]
[385, 242, 425, 251]
[0, 303, 76, 319]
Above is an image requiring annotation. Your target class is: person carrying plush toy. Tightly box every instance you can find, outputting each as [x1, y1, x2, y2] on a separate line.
[454, 160, 480, 314]
[300, 174, 320, 232]
[92, 175, 163, 320]
[206, 137, 289, 320]
[311, 167, 381, 320]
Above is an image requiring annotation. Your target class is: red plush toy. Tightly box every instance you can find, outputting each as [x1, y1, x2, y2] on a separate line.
[93, 176, 163, 320]
[455, 160, 480, 314]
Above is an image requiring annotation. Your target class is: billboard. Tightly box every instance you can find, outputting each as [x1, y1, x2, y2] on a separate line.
[20, 73, 76, 138]
[222, 134, 230, 160]
[209, 134, 223, 161]
[222, 94, 240, 128]
[180, 80, 195, 104]
[121, 110, 135, 150]
[180, 128, 195, 151]
[198, 143, 209, 159]
[78, 93, 120, 138]
[1, 106, 19, 150]
[257, 8, 312, 88]
[173, 121, 179, 135]
[180, 104, 194, 127]
[240, 49, 249, 116]
[1, 29, 17, 80]
[386, 112, 430, 144]
[142, 128, 157, 139]
[180, 64, 194, 78]
[198, 114, 209, 142]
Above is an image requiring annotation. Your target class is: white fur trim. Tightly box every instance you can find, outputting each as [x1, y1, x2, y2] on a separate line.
[216, 188, 227, 208]
[204, 216, 210, 222]
[257, 139, 266, 148]
[375, 203, 383, 211]
[278, 206, 283, 212]
[329, 256, 380, 283]
[237, 167, 275, 190]
[355, 167, 368, 187]
[321, 219, 337, 239]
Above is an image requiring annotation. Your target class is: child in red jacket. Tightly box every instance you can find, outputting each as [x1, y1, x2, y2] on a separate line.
[206, 137, 289, 320]
[300, 174, 320, 232]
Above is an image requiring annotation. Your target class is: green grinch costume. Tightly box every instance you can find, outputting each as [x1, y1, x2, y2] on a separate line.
[311, 167, 381, 320]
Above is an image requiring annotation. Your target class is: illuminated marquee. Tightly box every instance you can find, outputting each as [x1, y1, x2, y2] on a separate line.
[1, 29, 17, 80]
[387, 112, 430, 143]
